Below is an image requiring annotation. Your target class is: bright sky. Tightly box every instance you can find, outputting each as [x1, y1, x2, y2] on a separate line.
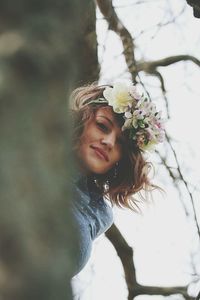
[72, 1, 200, 299]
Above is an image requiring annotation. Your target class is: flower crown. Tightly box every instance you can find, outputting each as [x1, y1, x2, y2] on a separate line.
[89, 82, 165, 151]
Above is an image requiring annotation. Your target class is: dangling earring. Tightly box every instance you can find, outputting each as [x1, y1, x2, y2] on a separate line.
[114, 162, 119, 178]
[93, 176, 101, 190]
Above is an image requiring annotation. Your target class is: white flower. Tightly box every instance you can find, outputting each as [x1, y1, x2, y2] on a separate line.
[129, 86, 141, 100]
[101, 81, 165, 151]
[122, 118, 132, 131]
[103, 82, 135, 113]
[133, 109, 145, 120]
[131, 117, 138, 128]
[124, 111, 132, 118]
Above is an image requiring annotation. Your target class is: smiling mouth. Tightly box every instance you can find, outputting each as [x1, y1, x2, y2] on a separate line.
[91, 146, 109, 161]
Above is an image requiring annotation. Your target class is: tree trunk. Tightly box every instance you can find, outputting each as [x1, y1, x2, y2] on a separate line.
[0, 0, 97, 299]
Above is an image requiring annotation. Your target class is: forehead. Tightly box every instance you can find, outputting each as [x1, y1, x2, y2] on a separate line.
[95, 106, 125, 130]
[95, 106, 115, 119]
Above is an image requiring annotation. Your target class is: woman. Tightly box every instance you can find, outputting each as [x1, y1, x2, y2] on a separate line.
[69, 81, 165, 277]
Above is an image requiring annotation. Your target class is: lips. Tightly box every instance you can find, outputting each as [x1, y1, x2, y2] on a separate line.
[91, 146, 109, 161]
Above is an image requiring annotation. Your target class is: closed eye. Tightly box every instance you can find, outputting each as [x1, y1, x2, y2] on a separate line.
[96, 122, 109, 132]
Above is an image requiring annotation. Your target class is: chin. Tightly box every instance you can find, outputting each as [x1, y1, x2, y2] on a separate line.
[88, 164, 111, 175]
[83, 157, 113, 175]
[90, 168, 108, 175]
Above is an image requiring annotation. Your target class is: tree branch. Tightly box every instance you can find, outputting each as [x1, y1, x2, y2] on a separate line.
[131, 284, 193, 299]
[151, 70, 170, 118]
[136, 55, 200, 73]
[105, 223, 137, 290]
[186, 0, 200, 18]
[97, 1, 200, 298]
[165, 133, 200, 241]
[95, 0, 137, 82]
[106, 223, 193, 300]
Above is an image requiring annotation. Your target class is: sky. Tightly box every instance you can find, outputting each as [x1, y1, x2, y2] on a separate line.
[72, 1, 200, 299]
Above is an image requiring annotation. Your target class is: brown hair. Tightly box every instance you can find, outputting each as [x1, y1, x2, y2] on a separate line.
[70, 82, 157, 210]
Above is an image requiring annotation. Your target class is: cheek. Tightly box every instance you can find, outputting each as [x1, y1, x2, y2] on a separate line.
[77, 133, 88, 157]
[80, 122, 97, 145]
[79, 127, 91, 145]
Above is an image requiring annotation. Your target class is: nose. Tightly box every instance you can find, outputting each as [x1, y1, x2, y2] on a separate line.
[101, 133, 116, 149]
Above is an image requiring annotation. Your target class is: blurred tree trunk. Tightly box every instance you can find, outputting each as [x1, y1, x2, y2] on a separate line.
[0, 1, 97, 299]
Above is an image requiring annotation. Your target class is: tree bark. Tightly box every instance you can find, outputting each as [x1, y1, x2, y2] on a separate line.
[0, 0, 97, 299]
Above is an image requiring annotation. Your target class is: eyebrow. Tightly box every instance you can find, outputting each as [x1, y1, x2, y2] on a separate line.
[97, 115, 114, 126]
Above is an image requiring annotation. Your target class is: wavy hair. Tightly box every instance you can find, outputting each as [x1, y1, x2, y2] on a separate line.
[69, 82, 157, 210]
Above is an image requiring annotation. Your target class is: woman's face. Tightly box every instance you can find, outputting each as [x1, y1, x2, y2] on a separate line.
[77, 106, 125, 175]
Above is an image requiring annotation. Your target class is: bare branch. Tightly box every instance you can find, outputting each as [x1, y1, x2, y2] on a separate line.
[155, 149, 177, 181]
[96, 1, 200, 298]
[95, 0, 137, 82]
[136, 55, 200, 73]
[155, 148, 191, 217]
[105, 223, 137, 290]
[130, 284, 192, 299]
[186, 0, 200, 18]
[106, 223, 193, 300]
[151, 70, 170, 118]
[165, 133, 200, 241]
